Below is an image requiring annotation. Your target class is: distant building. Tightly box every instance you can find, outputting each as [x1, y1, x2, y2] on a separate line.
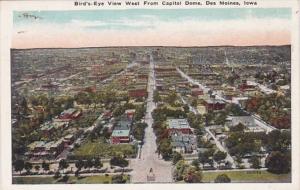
[167, 119, 192, 135]
[128, 87, 147, 98]
[204, 99, 226, 111]
[227, 116, 255, 127]
[58, 108, 82, 121]
[191, 88, 203, 97]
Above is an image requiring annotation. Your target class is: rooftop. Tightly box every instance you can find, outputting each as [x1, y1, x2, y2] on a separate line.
[167, 119, 191, 129]
[111, 129, 130, 137]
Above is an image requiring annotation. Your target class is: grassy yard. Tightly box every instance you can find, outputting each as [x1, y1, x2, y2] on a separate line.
[13, 175, 130, 184]
[72, 140, 137, 158]
[202, 170, 291, 183]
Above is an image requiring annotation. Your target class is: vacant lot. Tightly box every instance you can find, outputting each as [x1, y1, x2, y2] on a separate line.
[202, 170, 291, 183]
[72, 140, 137, 159]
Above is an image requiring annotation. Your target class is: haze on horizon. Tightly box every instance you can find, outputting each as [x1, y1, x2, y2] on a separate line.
[12, 8, 291, 49]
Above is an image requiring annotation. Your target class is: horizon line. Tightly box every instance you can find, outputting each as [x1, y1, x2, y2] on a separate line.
[11, 44, 291, 50]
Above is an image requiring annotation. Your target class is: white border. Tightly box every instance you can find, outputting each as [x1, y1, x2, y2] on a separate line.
[1, 1, 300, 190]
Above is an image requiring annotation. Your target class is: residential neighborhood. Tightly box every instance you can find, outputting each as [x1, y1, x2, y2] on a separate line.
[11, 46, 291, 184]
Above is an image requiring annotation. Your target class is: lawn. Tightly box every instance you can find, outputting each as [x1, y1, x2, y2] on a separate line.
[72, 139, 137, 159]
[202, 170, 291, 183]
[13, 175, 130, 184]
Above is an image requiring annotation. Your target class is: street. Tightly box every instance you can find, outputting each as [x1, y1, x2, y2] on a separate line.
[130, 54, 172, 183]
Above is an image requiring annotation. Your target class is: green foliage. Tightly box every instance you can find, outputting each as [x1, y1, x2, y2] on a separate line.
[59, 159, 69, 173]
[214, 174, 231, 183]
[153, 90, 161, 103]
[42, 161, 50, 172]
[132, 122, 147, 141]
[249, 156, 261, 169]
[183, 167, 202, 183]
[111, 174, 126, 183]
[75, 159, 84, 170]
[158, 138, 173, 160]
[230, 123, 246, 132]
[213, 151, 227, 163]
[264, 130, 291, 152]
[172, 152, 183, 165]
[24, 162, 33, 173]
[245, 95, 291, 129]
[225, 132, 262, 157]
[14, 160, 25, 173]
[266, 151, 290, 174]
[110, 156, 129, 168]
[198, 149, 215, 164]
[174, 160, 202, 182]
[187, 112, 203, 129]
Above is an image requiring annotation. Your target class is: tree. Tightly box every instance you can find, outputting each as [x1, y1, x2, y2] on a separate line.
[85, 158, 94, 171]
[172, 152, 183, 165]
[213, 151, 227, 163]
[153, 90, 161, 103]
[14, 160, 24, 174]
[75, 159, 84, 171]
[198, 149, 214, 164]
[34, 165, 40, 173]
[42, 161, 50, 174]
[249, 156, 261, 169]
[111, 174, 126, 183]
[24, 162, 33, 173]
[173, 160, 189, 181]
[191, 159, 200, 171]
[158, 138, 172, 160]
[183, 167, 202, 183]
[214, 174, 231, 183]
[93, 157, 103, 168]
[59, 159, 69, 174]
[266, 151, 290, 174]
[54, 171, 61, 179]
[110, 156, 129, 168]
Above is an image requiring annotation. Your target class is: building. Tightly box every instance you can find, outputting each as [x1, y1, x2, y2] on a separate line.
[128, 87, 147, 98]
[225, 116, 256, 129]
[191, 88, 203, 97]
[204, 99, 226, 111]
[58, 108, 82, 121]
[110, 129, 131, 144]
[167, 119, 192, 135]
[110, 115, 132, 144]
[125, 109, 136, 119]
[171, 133, 197, 154]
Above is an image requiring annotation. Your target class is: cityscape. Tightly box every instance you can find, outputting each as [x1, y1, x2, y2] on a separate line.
[11, 45, 291, 183]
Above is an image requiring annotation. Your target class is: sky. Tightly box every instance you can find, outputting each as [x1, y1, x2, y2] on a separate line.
[12, 8, 291, 48]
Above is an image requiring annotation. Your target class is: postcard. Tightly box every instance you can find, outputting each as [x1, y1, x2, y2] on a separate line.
[0, 0, 300, 190]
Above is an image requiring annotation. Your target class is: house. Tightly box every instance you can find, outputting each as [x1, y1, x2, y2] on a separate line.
[226, 116, 256, 129]
[167, 119, 192, 135]
[125, 109, 135, 119]
[204, 99, 226, 111]
[128, 87, 147, 98]
[191, 88, 203, 97]
[58, 108, 82, 121]
[110, 129, 130, 144]
[171, 133, 197, 154]
[110, 116, 132, 144]
[63, 134, 75, 147]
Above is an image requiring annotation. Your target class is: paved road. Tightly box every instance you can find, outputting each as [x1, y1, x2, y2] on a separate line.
[130, 54, 172, 183]
[205, 128, 237, 169]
